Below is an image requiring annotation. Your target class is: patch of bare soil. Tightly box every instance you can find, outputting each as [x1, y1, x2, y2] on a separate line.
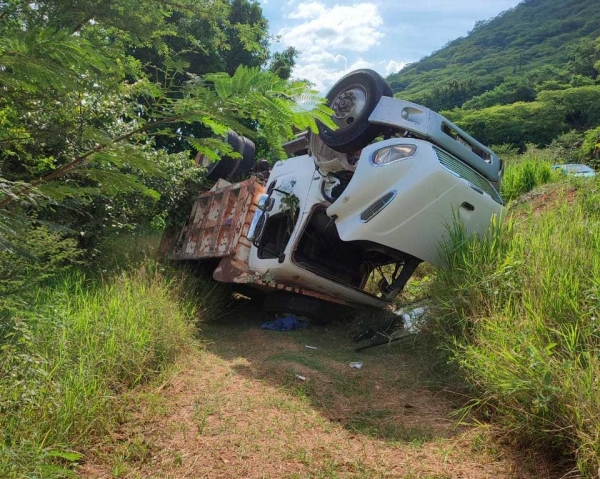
[80, 311, 554, 479]
[511, 183, 577, 219]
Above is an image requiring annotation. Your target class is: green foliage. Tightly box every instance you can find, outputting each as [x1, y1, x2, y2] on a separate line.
[0, 0, 333, 257]
[430, 180, 600, 476]
[0, 225, 81, 297]
[548, 130, 585, 164]
[500, 157, 556, 202]
[579, 126, 600, 168]
[488, 143, 520, 160]
[129, 0, 271, 154]
[444, 101, 567, 148]
[537, 85, 600, 129]
[204, 66, 336, 158]
[426, 79, 480, 111]
[0, 261, 212, 478]
[269, 46, 299, 80]
[462, 76, 537, 110]
[567, 36, 600, 79]
[388, 0, 600, 106]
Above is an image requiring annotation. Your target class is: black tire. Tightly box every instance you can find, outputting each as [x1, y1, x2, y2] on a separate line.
[263, 291, 340, 322]
[205, 130, 243, 181]
[318, 69, 393, 153]
[229, 136, 256, 179]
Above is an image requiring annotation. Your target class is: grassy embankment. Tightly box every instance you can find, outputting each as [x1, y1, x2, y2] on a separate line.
[0, 255, 222, 478]
[430, 149, 600, 475]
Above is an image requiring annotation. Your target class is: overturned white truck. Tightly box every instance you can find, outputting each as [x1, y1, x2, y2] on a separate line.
[167, 70, 505, 317]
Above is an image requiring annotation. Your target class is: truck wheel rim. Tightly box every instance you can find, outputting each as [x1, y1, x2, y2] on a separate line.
[330, 84, 367, 128]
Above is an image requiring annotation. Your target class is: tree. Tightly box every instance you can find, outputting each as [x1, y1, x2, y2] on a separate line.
[223, 0, 269, 74]
[567, 37, 600, 79]
[0, 0, 335, 255]
[269, 46, 299, 80]
[125, 0, 271, 153]
[537, 85, 600, 130]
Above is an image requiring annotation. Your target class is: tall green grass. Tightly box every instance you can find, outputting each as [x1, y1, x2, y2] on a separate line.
[430, 180, 600, 476]
[0, 262, 213, 478]
[500, 157, 556, 201]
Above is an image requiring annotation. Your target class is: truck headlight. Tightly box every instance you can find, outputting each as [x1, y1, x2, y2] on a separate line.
[371, 144, 417, 166]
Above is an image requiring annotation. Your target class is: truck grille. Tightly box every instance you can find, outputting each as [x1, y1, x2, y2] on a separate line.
[360, 191, 396, 222]
[434, 147, 503, 205]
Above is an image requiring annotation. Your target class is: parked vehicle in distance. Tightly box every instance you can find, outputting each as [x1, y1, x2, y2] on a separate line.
[552, 164, 596, 178]
[167, 70, 505, 317]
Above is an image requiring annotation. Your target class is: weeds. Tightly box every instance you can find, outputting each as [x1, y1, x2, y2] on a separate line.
[430, 179, 600, 476]
[501, 156, 557, 201]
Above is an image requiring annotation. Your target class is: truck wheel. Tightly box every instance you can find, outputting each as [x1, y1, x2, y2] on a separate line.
[318, 69, 392, 153]
[203, 130, 241, 181]
[203, 131, 256, 182]
[263, 291, 340, 322]
[229, 136, 256, 179]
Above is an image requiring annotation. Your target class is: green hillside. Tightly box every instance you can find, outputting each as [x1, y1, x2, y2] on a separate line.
[387, 0, 600, 108]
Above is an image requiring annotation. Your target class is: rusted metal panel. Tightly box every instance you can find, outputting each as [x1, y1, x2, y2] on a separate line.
[170, 177, 265, 261]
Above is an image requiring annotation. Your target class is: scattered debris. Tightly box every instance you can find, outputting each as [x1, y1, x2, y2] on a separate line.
[351, 305, 429, 352]
[295, 373, 307, 381]
[400, 307, 427, 334]
[305, 345, 318, 350]
[349, 361, 363, 370]
[261, 314, 309, 332]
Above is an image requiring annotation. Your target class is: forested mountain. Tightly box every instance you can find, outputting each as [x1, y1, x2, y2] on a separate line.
[386, 0, 600, 152]
[387, 0, 600, 109]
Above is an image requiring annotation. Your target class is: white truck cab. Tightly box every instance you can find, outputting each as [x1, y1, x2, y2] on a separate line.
[169, 70, 504, 315]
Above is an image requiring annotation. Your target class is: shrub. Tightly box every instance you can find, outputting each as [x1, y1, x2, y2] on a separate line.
[489, 143, 520, 161]
[549, 130, 585, 164]
[579, 126, 600, 169]
[0, 225, 81, 297]
[430, 181, 600, 476]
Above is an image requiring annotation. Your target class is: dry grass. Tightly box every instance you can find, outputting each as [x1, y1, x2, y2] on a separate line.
[79, 304, 551, 479]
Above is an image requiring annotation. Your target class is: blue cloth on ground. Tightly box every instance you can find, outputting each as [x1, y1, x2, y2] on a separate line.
[261, 315, 308, 331]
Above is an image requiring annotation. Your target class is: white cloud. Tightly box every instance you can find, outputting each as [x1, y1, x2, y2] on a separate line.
[277, 1, 384, 92]
[280, 2, 383, 54]
[384, 60, 408, 76]
[294, 57, 376, 92]
[287, 1, 326, 19]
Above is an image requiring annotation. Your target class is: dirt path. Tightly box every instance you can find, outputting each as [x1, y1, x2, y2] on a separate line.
[80, 307, 551, 478]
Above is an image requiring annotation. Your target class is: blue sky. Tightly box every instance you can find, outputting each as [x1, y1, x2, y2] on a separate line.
[260, 0, 522, 92]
